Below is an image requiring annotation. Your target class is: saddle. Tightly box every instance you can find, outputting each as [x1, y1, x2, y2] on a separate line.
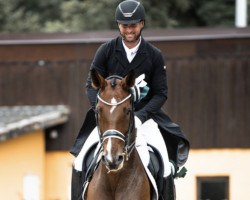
[147, 145, 164, 194]
[82, 142, 100, 184]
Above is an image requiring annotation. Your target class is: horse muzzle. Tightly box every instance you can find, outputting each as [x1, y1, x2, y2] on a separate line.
[102, 153, 124, 173]
[101, 130, 127, 172]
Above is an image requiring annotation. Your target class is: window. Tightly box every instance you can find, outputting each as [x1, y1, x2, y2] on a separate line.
[197, 176, 229, 200]
[23, 174, 40, 200]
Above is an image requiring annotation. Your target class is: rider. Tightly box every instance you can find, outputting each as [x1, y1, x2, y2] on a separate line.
[71, 0, 190, 199]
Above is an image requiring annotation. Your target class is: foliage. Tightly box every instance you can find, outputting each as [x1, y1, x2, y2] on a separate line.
[0, 0, 248, 33]
[196, 0, 236, 27]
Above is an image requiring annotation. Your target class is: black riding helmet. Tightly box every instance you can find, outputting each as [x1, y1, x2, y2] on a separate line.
[115, 0, 145, 25]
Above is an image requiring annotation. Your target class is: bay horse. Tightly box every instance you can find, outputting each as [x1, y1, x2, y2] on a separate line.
[86, 69, 151, 200]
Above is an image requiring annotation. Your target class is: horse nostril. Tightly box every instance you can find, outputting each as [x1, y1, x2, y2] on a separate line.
[102, 155, 109, 166]
[118, 155, 124, 163]
[102, 155, 106, 163]
[102, 155, 113, 167]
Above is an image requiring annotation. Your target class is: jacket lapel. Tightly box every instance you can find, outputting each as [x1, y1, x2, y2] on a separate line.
[115, 37, 148, 76]
[126, 37, 147, 74]
[115, 37, 129, 70]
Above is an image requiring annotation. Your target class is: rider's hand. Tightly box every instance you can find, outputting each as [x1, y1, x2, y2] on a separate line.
[131, 74, 149, 102]
[131, 85, 140, 102]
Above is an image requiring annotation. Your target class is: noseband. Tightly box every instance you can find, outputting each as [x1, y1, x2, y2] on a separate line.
[95, 75, 135, 161]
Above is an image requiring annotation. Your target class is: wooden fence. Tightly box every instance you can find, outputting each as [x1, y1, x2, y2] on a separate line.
[0, 28, 249, 150]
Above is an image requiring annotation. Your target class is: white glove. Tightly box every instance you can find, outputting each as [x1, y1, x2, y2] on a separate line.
[135, 74, 147, 88]
[131, 74, 149, 102]
[131, 85, 140, 102]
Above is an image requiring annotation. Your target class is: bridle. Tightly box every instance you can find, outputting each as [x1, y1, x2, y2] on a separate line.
[95, 75, 136, 161]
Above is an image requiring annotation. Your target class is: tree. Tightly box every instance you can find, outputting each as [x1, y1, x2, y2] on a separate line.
[0, 0, 62, 33]
[0, 0, 248, 33]
[196, 0, 235, 27]
[167, 0, 236, 27]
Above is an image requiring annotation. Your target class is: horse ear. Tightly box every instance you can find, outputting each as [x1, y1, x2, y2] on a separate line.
[122, 70, 135, 90]
[91, 69, 106, 90]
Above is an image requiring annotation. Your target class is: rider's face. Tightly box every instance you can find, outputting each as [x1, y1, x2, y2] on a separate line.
[118, 21, 144, 44]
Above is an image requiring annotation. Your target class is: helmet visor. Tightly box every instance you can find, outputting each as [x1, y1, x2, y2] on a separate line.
[117, 19, 141, 25]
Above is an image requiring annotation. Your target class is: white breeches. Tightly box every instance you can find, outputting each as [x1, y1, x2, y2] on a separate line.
[74, 119, 172, 177]
[139, 119, 171, 177]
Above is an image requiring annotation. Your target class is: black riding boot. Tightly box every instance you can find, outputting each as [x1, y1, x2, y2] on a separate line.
[161, 174, 176, 200]
[71, 144, 101, 200]
[71, 167, 84, 200]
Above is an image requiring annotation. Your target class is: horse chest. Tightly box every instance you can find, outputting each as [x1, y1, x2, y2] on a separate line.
[87, 161, 150, 200]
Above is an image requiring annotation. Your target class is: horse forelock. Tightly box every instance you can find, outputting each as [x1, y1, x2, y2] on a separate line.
[110, 78, 117, 89]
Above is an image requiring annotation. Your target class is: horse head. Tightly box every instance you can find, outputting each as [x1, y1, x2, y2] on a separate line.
[91, 69, 135, 173]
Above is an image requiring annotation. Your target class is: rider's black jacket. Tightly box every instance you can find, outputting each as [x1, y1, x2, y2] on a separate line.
[71, 36, 189, 167]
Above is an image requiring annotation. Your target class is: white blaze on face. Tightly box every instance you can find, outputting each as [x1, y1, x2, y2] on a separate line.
[110, 98, 117, 114]
[106, 137, 113, 162]
[107, 99, 116, 161]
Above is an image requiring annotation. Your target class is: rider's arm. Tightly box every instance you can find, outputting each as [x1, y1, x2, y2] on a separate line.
[135, 51, 168, 123]
[86, 71, 98, 109]
[86, 43, 108, 108]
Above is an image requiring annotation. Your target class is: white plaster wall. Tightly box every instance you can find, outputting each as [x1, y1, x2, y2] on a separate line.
[175, 149, 250, 200]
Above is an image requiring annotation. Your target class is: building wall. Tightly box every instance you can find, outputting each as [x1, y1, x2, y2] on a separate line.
[0, 130, 75, 200]
[45, 152, 74, 200]
[176, 149, 250, 200]
[0, 130, 45, 200]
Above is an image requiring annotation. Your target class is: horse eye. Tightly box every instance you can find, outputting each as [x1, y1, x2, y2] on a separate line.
[126, 108, 132, 115]
[96, 106, 103, 115]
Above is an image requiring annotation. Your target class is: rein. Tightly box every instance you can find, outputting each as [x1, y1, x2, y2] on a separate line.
[95, 76, 136, 161]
